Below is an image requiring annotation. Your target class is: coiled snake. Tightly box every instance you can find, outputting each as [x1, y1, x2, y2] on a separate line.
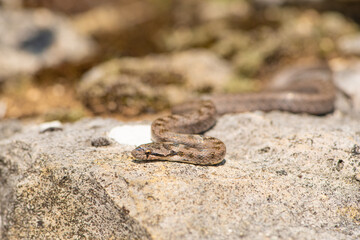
[131, 64, 336, 165]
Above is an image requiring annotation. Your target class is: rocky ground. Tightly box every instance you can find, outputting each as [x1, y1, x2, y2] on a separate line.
[1, 111, 360, 239]
[1, 0, 360, 239]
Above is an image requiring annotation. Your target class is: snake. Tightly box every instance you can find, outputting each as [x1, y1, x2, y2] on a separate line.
[131, 64, 336, 165]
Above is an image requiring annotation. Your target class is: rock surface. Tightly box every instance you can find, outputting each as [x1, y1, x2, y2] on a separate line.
[1, 112, 360, 239]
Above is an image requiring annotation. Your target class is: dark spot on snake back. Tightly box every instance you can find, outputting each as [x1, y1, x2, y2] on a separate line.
[167, 115, 177, 120]
[214, 140, 223, 146]
[158, 128, 167, 135]
[163, 144, 171, 150]
[196, 154, 204, 160]
[183, 145, 191, 150]
[155, 119, 166, 124]
[152, 122, 163, 127]
[152, 144, 161, 150]
[177, 151, 184, 157]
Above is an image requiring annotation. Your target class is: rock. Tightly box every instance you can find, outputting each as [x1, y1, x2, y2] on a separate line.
[108, 125, 151, 146]
[332, 60, 360, 113]
[0, 120, 22, 140]
[91, 136, 111, 147]
[1, 113, 360, 239]
[77, 50, 234, 116]
[0, 118, 151, 239]
[338, 34, 360, 56]
[0, 9, 94, 81]
[38, 120, 63, 133]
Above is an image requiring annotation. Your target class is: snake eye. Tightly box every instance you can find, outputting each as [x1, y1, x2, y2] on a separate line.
[145, 150, 151, 156]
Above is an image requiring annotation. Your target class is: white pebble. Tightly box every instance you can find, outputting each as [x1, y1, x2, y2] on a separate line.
[39, 121, 62, 132]
[108, 125, 151, 146]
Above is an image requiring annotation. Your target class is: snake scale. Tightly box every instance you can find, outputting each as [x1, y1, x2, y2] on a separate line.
[131, 64, 336, 165]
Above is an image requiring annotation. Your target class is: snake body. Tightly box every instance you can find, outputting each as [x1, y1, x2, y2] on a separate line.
[131, 65, 336, 165]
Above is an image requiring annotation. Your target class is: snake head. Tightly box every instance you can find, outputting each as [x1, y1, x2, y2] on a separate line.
[131, 142, 177, 161]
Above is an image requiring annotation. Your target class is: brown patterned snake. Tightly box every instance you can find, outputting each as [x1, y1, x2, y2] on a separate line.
[131, 64, 336, 165]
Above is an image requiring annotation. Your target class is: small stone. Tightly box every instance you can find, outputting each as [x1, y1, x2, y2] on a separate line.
[91, 137, 111, 147]
[39, 121, 63, 133]
[108, 125, 151, 146]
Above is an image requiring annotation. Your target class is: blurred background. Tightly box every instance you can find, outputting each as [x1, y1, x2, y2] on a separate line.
[0, 0, 359, 122]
